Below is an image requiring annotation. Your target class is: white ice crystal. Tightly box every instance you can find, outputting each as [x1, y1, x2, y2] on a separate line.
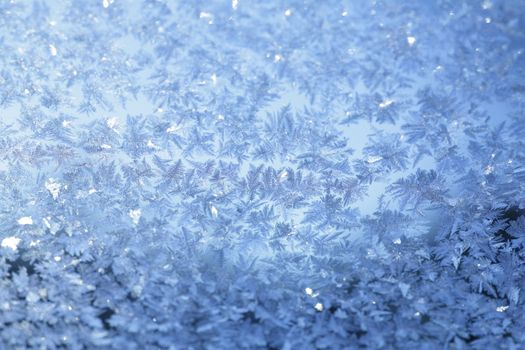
[45, 178, 61, 200]
[17, 216, 33, 225]
[129, 209, 142, 225]
[1, 237, 21, 251]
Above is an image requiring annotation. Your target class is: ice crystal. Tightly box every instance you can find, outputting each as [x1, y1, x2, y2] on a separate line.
[1, 237, 21, 251]
[0, 0, 524, 349]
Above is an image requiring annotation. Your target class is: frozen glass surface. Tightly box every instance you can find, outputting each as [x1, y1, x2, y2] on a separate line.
[0, 0, 524, 348]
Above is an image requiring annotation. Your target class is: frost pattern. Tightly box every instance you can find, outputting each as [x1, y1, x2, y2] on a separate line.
[0, 1, 525, 349]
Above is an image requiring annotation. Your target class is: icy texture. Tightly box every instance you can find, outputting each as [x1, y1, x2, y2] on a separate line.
[0, 0, 525, 349]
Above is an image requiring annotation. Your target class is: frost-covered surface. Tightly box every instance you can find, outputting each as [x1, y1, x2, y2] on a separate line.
[1, 0, 525, 349]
